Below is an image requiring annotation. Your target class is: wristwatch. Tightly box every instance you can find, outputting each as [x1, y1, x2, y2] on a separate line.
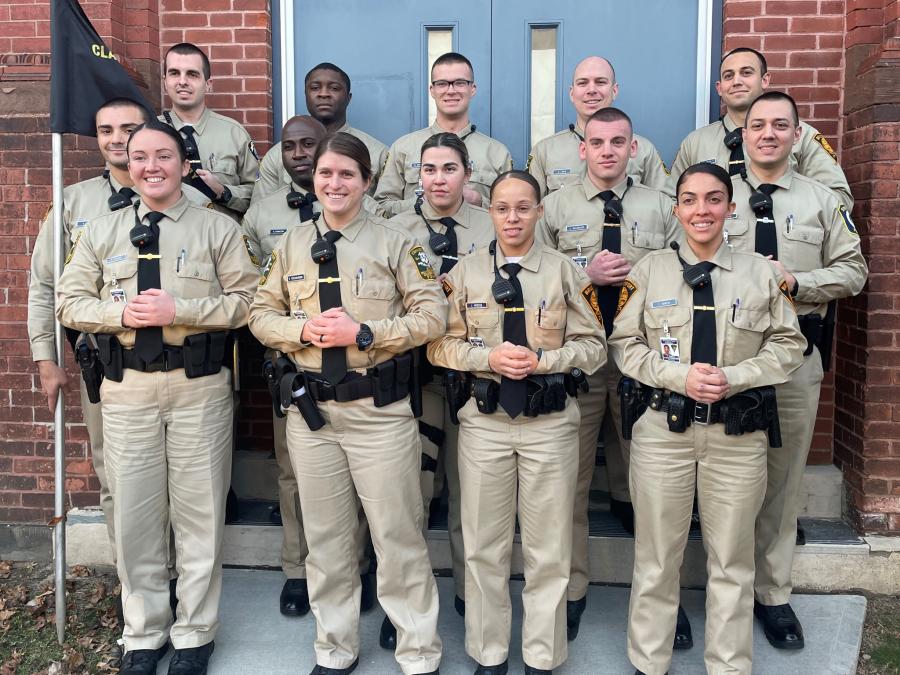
[356, 323, 374, 351]
[216, 185, 232, 204]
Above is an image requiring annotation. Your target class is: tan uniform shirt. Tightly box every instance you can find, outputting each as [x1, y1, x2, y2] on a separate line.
[609, 243, 806, 395]
[527, 125, 671, 199]
[375, 122, 513, 217]
[389, 200, 494, 276]
[56, 195, 259, 346]
[251, 123, 389, 203]
[161, 108, 260, 214]
[427, 243, 607, 379]
[669, 118, 853, 209]
[248, 209, 447, 372]
[28, 174, 211, 362]
[537, 175, 681, 273]
[727, 168, 867, 317]
[241, 184, 385, 272]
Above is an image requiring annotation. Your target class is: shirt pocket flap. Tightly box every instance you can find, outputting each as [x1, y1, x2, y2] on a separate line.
[632, 230, 665, 250]
[724, 216, 750, 237]
[286, 276, 317, 300]
[103, 259, 138, 283]
[467, 307, 501, 328]
[559, 228, 601, 251]
[355, 279, 395, 301]
[468, 169, 495, 189]
[535, 307, 565, 329]
[730, 307, 771, 333]
[176, 261, 215, 282]
[644, 305, 691, 328]
[783, 224, 825, 246]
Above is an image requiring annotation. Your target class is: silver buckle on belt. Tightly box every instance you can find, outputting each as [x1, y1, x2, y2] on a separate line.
[693, 402, 713, 425]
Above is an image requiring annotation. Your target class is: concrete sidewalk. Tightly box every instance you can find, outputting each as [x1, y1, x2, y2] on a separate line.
[155, 569, 866, 674]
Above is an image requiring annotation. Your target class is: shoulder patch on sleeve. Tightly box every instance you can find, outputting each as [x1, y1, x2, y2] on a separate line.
[409, 245, 437, 280]
[442, 278, 454, 297]
[615, 279, 638, 318]
[248, 140, 260, 162]
[839, 205, 858, 236]
[581, 283, 604, 328]
[259, 250, 276, 286]
[813, 133, 838, 162]
[778, 280, 796, 309]
[64, 233, 81, 266]
[659, 156, 670, 176]
[242, 234, 260, 267]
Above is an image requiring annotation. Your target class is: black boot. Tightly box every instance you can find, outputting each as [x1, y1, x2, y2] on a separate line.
[309, 658, 359, 675]
[379, 615, 396, 650]
[754, 600, 805, 649]
[279, 578, 310, 616]
[167, 641, 214, 675]
[120, 646, 168, 675]
[474, 660, 508, 675]
[673, 604, 693, 650]
[566, 595, 587, 641]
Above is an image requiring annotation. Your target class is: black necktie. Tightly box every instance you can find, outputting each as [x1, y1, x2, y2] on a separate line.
[300, 194, 318, 223]
[724, 130, 745, 176]
[178, 125, 217, 201]
[134, 211, 165, 364]
[690, 262, 717, 367]
[499, 263, 528, 418]
[318, 230, 346, 385]
[437, 217, 459, 275]
[595, 190, 623, 338]
[753, 183, 779, 259]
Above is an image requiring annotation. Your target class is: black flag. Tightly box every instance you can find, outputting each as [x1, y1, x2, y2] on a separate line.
[50, 0, 154, 136]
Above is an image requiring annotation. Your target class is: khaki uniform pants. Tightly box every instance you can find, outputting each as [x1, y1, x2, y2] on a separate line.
[755, 350, 823, 605]
[102, 368, 232, 651]
[628, 409, 766, 675]
[420, 381, 466, 599]
[570, 362, 629, 600]
[285, 397, 441, 674]
[458, 397, 579, 671]
[272, 412, 371, 579]
[79, 378, 115, 557]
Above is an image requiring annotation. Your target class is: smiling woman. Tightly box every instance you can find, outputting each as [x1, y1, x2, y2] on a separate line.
[126, 121, 190, 212]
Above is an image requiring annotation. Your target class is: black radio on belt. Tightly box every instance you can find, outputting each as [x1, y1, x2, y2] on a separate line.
[414, 197, 451, 255]
[488, 240, 517, 303]
[670, 241, 711, 290]
[129, 202, 155, 248]
[748, 190, 773, 215]
[308, 214, 336, 264]
[723, 127, 743, 150]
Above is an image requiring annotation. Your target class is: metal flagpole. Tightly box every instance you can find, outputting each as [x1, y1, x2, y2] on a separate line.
[51, 131, 67, 645]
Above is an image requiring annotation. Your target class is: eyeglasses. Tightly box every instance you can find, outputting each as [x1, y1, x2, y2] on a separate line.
[431, 79, 473, 93]
[491, 204, 539, 218]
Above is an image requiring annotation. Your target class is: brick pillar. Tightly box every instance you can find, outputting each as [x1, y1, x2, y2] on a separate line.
[835, 0, 900, 534]
[722, 0, 848, 463]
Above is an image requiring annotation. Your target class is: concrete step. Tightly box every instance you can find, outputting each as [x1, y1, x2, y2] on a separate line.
[65, 508, 900, 595]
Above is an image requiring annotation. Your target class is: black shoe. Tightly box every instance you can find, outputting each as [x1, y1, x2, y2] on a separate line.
[360, 572, 376, 613]
[673, 604, 693, 650]
[169, 578, 178, 619]
[474, 660, 508, 675]
[454, 594, 466, 617]
[309, 658, 359, 675]
[120, 646, 168, 675]
[280, 578, 310, 617]
[566, 595, 586, 641]
[379, 615, 396, 650]
[524, 666, 551, 674]
[270, 506, 283, 525]
[167, 641, 215, 675]
[225, 487, 239, 524]
[754, 601, 805, 649]
[609, 498, 635, 535]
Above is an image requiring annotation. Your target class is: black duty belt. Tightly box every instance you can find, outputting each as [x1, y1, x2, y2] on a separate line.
[641, 388, 724, 425]
[305, 371, 373, 403]
[123, 346, 185, 372]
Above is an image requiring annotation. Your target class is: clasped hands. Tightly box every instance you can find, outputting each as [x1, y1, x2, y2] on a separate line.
[301, 307, 360, 347]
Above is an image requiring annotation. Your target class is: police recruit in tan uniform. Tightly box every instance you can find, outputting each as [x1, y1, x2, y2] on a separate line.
[252, 63, 389, 202]
[535, 107, 681, 642]
[56, 121, 259, 674]
[27, 99, 211, 566]
[428, 170, 606, 674]
[240, 116, 376, 620]
[388, 132, 495, 613]
[610, 162, 806, 675]
[375, 52, 513, 217]
[668, 47, 853, 210]
[722, 92, 866, 652]
[527, 56, 671, 199]
[249, 133, 444, 675]
[160, 43, 260, 218]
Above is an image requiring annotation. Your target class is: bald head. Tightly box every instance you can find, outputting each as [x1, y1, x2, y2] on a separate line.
[282, 115, 327, 189]
[569, 56, 619, 126]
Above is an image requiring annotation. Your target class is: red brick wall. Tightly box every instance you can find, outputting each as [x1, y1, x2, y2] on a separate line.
[834, 0, 900, 533]
[723, 0, 849, 463]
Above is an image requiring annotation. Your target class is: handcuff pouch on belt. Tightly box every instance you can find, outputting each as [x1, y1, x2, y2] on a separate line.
[280, 370, 326, 431]
[473, 378, 499, 415]
[263, 355, 295, 418]
[523, 374, 568, 417]
[182, 331, 228, 378]
[721, 385, 782, 447]
[372, 351, 413, 408]
[75, 336, 104, 404]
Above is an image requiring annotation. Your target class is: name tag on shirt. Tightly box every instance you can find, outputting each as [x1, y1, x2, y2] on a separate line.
[409, 161, 421, 169]
[269, 228, 287, 235]
[651, 298, 678, 309]
[74, 220, 88, 229]
[105, 254, 128, 264]
[467, 302, 488, 309]
[565, 223, 588, 232]
[287, 274, 305, 281]
[552, 168, 572, 175]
